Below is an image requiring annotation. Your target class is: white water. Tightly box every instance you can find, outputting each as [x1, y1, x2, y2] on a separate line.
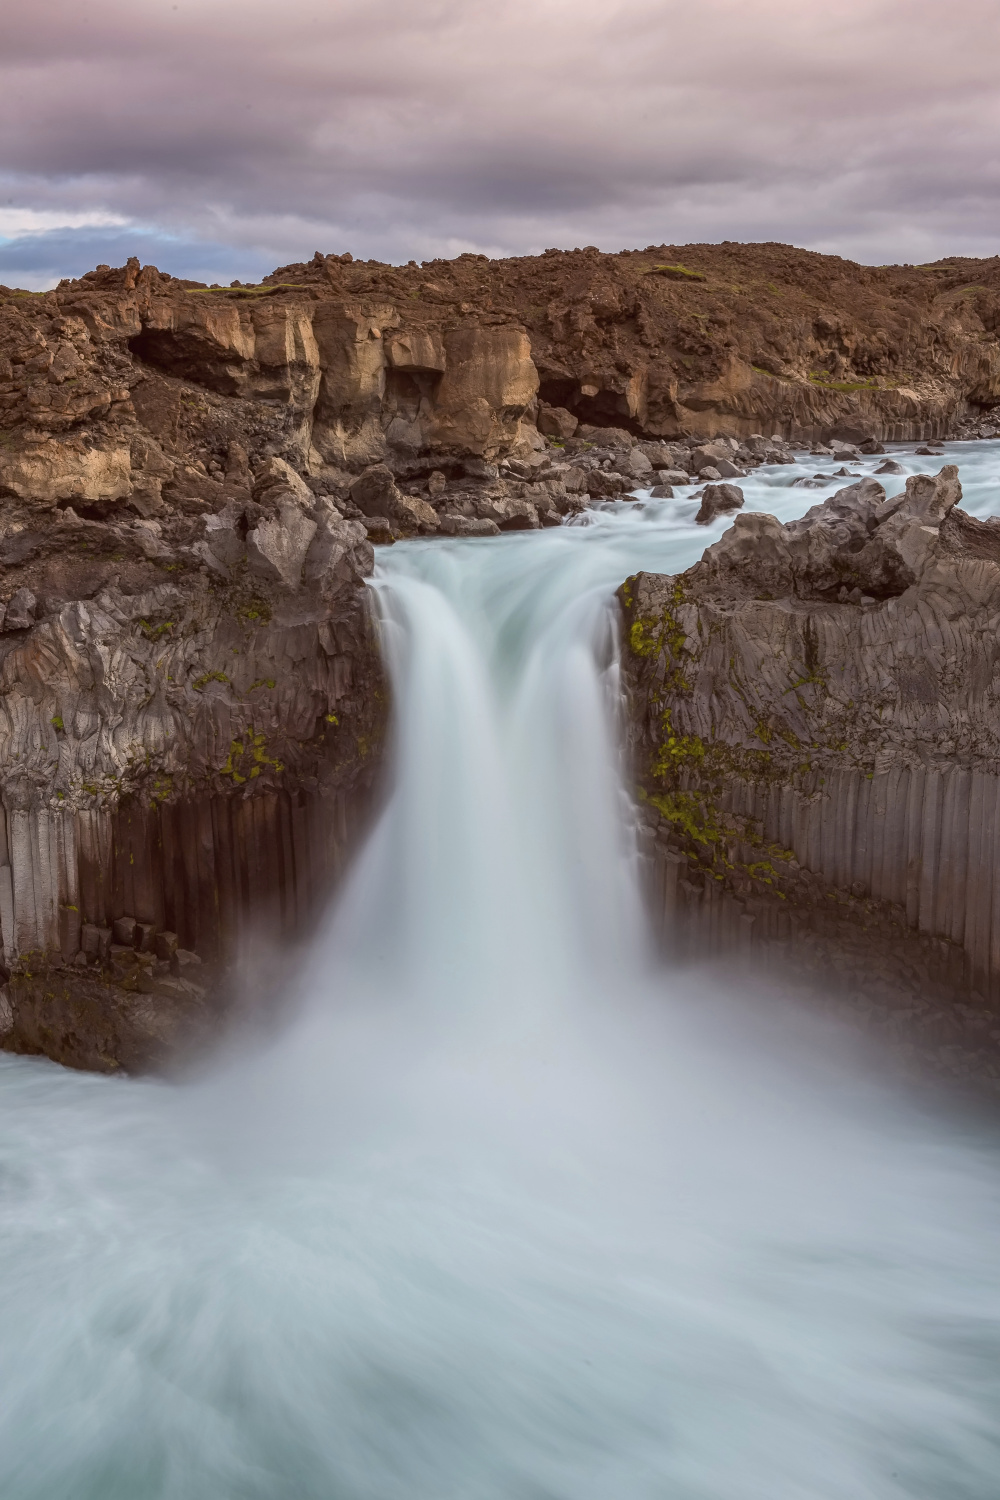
[2, 445, 1000, 1497]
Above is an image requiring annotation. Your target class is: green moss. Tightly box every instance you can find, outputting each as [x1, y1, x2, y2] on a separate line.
[808, 373, 880, 393]
[193, 670, 229, 692]
[646, 263, 707, 282]
[50, 715, 64, 732]
[139, 618, 174, 640]
[651, 710, 705, 779]
[236, 596, 272, 626]
[247, 677, 276, 693]
[148, 775, 173, 808]
[219, 730, 284, 785]
[629, 619, 657, 657]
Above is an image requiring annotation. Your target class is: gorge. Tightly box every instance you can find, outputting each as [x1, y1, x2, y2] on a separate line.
[4, 243, 1000, 1067]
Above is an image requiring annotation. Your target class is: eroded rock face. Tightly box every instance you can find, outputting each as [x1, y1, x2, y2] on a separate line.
[0, 430, 386, 1072]
[619, 466, 1000, 1075]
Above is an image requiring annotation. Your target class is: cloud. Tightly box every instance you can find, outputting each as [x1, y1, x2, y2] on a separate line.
[2, 0, 999, 283]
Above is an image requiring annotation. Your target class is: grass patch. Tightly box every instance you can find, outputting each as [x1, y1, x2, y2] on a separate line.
[645, 264, 707, 282]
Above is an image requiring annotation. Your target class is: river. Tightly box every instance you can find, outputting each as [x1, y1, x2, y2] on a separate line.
[1, 444, 999, 1497]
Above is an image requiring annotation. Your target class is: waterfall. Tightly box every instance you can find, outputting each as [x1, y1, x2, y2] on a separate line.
[1, 464, 1000, 1498]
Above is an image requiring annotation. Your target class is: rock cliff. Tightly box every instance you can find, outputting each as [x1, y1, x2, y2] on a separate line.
[619, 467, 1000, 1085]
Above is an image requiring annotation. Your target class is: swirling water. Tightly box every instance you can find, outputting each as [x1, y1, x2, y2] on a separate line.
[2, 445, 1000, 1497]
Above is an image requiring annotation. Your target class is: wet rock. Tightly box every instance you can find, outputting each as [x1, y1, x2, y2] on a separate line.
[154, 931, 179, 961]
[697, 466, 723, 482]
[695, 483, 745, 525]
[875, 458, 905, 474]
[112, 915, 137, 947]
[649, 484, 674, 498]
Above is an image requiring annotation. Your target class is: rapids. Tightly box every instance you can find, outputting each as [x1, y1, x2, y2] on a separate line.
[2, 444, 1000, 1497]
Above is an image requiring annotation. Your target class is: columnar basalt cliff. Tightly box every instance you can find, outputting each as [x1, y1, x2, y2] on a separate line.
[619, 467, 1000, 1081]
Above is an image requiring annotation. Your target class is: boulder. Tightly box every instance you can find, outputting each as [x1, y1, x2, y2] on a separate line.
[698, 466, 723, 482]
[649, 484, 674, 498]
[690, 441, 735, 471]
[875, 459, 905, 475]
[577, 424, 635, 448]
[537, 404, 579, 440]
[350, 463, 439, 532]
[438, 515, 501, 537]
[695, 483, 744, 525]
[626, 448, 654, 477]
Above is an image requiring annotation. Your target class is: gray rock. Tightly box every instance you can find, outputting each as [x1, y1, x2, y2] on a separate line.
[113, 916, 137, 947]
[154, 931, 179, 961]
[649, 484, 674, 499]
[695, 483, 745, 525]
[627, 448, 654, 476]
[246, 500, 318, 589]
[698, 466, 723, 482]
[438, 515, 501, 537]
[3, 588, 37, 632]
[876, 459, 905, 475]
[350, 463, 438, 533]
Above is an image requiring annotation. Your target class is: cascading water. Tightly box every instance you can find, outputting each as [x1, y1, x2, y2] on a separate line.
[2, 446, 1000, 1498]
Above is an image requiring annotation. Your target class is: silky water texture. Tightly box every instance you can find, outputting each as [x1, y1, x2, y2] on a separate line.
[2, 443, 1000, 1499]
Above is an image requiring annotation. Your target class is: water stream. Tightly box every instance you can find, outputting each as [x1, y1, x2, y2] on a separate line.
[2, 446, 1000, 1497]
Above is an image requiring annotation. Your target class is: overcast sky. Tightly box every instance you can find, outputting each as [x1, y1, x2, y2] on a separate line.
[2, 0, 999, 287]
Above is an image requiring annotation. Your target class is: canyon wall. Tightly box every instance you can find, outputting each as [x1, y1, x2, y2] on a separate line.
[619, 469, 1000, 1080]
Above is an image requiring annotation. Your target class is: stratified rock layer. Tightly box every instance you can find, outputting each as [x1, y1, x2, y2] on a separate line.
[619, 467, 1000, 1079]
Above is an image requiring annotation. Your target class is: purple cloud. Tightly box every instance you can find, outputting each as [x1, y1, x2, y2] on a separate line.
[2, 0, 999, 284]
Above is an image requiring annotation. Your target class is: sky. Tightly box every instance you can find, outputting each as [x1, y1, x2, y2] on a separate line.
[2, 0, 999, 288]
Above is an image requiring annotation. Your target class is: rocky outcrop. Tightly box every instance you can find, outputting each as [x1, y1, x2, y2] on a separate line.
[619, 467, 1000, 1083]
[0, 433, 386, 1073]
